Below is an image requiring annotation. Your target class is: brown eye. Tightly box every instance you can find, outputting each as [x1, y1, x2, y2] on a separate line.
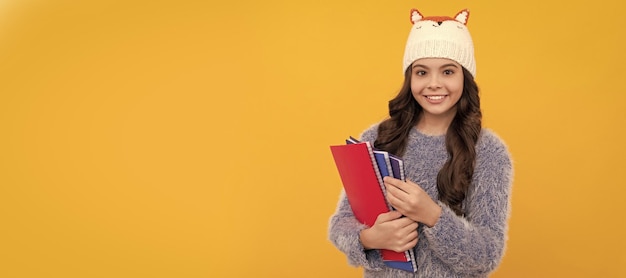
[443, 69, 454, 75]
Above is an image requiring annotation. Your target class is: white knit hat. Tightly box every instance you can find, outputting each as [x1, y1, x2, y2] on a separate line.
[403, 9, 476, 77]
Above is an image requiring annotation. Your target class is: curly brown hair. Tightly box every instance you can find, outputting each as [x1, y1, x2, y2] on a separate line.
[374, 66, 481, 216]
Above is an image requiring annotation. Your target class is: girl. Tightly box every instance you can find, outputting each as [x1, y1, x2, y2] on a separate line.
[328, 8, 513, 277]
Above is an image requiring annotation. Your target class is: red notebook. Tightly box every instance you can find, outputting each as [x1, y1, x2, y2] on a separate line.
[330, 141, 416, 270]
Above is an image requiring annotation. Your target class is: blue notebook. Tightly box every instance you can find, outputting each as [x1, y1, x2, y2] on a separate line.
[346, 136, 405, 182]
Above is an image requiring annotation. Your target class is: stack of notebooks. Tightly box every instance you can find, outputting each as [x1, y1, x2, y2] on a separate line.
[330, 136, 417, 273]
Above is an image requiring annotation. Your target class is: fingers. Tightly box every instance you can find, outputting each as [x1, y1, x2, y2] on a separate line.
[405, 235, 419, 249]
[401, 227, 419, 248]
[386, 188, 408, 215]
[384, 177, 423, 191]
[385, 181, 409, 209]
[400, 220, 419, 233]
[391, 214, 419, 230]
[383, 176, 403, 189]
[385, 178, 429, 211]
[391, 229, 419, 253]
[375, 210, 403, 224]
[384, 176, 412, 194]
[374, 215, 419, 253]
[386, 188, 399, 206]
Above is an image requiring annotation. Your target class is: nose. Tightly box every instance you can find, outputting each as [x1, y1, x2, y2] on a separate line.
[437, 21, 443, 26]
[427, 74, 442, 90]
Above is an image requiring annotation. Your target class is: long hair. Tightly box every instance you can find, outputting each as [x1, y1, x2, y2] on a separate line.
[374, 67, 481, 216]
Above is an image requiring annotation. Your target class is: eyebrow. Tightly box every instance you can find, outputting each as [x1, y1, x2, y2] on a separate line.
[412, 63, 459, 69]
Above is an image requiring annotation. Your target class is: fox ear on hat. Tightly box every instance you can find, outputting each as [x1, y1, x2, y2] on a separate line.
[410, 9, 423, 24]
[455, 9, 470, 25]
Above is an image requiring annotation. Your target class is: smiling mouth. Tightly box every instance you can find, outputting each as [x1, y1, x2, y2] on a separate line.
[425, 95, 446, 100]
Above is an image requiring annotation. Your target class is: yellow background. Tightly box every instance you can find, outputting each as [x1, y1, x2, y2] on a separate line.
[1, 1, 625, 277]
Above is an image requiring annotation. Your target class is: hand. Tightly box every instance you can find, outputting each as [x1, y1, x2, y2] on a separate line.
[359, 211, 418, 253]
[384, 176, 442, 227]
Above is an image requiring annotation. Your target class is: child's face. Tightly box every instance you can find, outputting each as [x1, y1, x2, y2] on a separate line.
[410, 58, 464, 119]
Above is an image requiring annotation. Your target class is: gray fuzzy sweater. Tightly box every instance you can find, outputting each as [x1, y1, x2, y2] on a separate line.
[328, 125, 513, 277]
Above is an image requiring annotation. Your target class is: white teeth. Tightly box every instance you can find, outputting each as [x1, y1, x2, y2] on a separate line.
[426, 95, 445, 100]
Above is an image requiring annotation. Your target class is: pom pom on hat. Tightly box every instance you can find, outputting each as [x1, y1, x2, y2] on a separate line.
[403, 9, 476, 77]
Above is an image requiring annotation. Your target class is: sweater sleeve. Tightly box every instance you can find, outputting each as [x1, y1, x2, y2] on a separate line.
[422, 132, 513, 276]
[328, 190, 385, 270]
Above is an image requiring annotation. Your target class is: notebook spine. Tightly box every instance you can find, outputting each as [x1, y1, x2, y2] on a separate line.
[364, 142, 393, 211]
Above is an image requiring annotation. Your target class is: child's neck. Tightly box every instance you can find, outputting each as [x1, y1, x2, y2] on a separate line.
[416, 112, 454, 136]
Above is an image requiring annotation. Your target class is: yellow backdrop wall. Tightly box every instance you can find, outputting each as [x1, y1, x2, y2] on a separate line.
[1, 1, 625, 277]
